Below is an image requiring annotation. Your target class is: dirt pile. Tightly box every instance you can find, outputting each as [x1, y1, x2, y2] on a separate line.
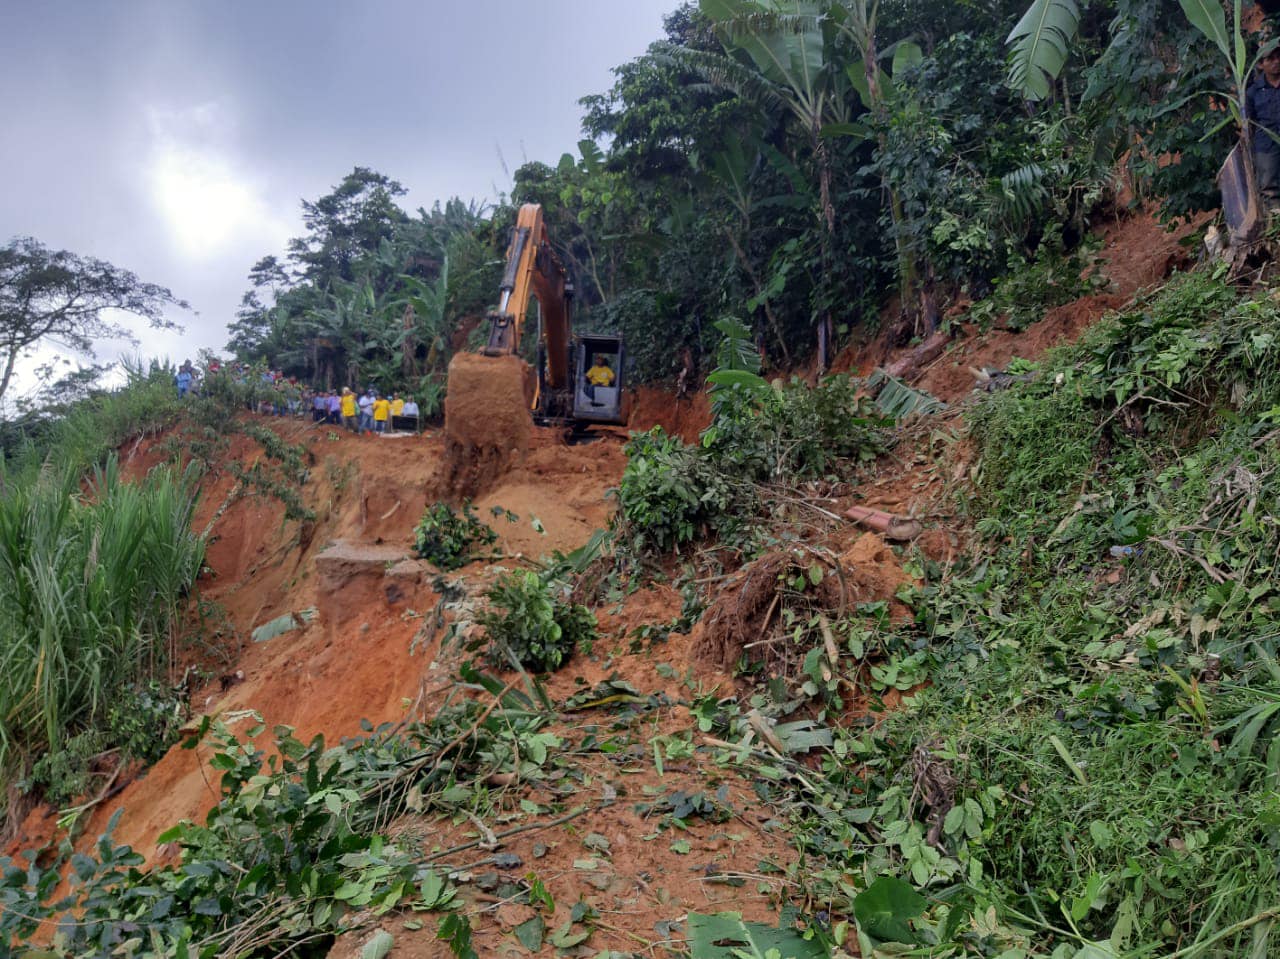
[442, 352, 534, 497]
[694, 532, 914, 673]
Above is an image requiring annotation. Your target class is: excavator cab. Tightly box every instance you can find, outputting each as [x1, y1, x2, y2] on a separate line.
[572, 335, 626, 424]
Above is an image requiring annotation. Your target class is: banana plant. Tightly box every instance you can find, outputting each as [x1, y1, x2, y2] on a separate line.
[1179, 0, 1276, 146]
[1006, 0, 1082, 102]
[701, 130, 798, 363]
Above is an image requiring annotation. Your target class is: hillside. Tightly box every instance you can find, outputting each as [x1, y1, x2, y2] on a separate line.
[8, 207, 1265, 959]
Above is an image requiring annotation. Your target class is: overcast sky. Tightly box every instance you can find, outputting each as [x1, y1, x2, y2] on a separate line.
[0, 1, 677, 398]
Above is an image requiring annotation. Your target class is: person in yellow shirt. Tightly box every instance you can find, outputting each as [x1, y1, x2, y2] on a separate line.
[585, 355, 615, 403]
[390, 394, 405, 416]
[340, 387, 358, 432]
[372, 394, 391, 433]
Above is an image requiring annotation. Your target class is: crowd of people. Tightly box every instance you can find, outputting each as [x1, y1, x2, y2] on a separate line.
[175, 360, 424, 434]
[321, 385, 420, 433]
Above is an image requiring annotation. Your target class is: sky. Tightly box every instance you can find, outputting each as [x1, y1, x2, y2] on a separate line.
[0, 1, 678, 401]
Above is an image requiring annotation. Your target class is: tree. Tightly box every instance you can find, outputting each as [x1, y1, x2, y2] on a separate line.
[0, 237, 186, 408]
[287, 167, 409, 285]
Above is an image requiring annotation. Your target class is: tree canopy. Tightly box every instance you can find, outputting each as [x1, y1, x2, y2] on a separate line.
[222, 0, 1257, 388]
[0, 237, 186, 407]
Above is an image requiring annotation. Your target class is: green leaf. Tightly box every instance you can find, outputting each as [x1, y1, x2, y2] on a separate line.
[818, 121, 870, 139]
[706, 369, 769, 391]
[852, 876, 927, 944]
[437, 912, 478, 959]
[1006, 0, 1082, 101]
[514, 915, 545, 952]
[687, 911, 829, 958]
[891, 41, 923, 76]
[547, 920, 592, 949]
[1178, 0, 1232, 62]
[361, 931, 394, 959]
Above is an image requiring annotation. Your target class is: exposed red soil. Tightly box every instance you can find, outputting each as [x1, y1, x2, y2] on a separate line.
[627, 384, 712, 443]
[4, 411, 632, 865]
[331, 748, 798, 958]
[835, 209, 1210, 404]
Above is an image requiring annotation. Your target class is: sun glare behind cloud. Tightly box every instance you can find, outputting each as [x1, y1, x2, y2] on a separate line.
[146, 103, 289, 261]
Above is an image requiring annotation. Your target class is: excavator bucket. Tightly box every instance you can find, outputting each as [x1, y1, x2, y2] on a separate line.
[442, 352, 534, 496]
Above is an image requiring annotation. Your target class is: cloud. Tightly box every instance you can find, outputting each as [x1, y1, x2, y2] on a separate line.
[146, 102, 291, 261]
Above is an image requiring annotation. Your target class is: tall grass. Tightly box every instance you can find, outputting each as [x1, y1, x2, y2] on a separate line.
[0, 456, 204, 815]
[0, 358, 183, 485]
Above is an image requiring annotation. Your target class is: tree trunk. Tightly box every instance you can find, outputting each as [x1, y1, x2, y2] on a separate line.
[723, 228, 792, 366]
[813, 123, 836, 373]
[0, 345, 20, 411]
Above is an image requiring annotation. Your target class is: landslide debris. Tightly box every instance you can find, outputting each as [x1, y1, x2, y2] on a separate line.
[442, 352, 534, 497]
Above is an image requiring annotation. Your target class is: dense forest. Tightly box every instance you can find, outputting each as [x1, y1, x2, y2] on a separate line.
[221, 0, 1234, 395]
[5, 1, 1280, 958]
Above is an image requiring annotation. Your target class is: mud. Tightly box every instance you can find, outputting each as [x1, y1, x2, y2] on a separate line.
[442, 353, 534, 497]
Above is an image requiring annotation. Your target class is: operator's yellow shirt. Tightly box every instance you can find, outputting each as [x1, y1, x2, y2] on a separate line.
[373, 398, 390, 421]
[391, 398, 405, 416]
[340, 393, 356, 417]
[586, 365, 615, 387]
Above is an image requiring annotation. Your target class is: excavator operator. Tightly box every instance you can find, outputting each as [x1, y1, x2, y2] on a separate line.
[585, 355, 615, 402]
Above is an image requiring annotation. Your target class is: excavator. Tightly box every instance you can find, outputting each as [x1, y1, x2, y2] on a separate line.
[445, 203, 627, 437]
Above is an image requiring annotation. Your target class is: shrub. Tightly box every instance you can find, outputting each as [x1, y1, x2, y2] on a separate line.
[617, 377, 888, 556]
[413, 501, 496, 569]
[616, 428, 733, 554]
[477, 569, 596, 672]
[107, 681, 188, 765]
[703, 374, 888, 480]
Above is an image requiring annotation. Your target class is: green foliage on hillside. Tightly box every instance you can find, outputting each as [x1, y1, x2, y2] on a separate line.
[1, 669, 553, 957]
[718, 271, 1280, 956]
[0, 458, 204, 823]
[412, 501, 497, 570]
[617, 369, 887, 555]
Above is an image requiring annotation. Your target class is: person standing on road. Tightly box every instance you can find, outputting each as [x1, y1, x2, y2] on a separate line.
[372, 393, 390, 434]
[1247, 47, 1280, 206]
[358, 388, 374, 433]
[340, 387, 358, 432]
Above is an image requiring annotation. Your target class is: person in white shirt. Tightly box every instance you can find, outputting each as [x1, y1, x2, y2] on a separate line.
[357, 390, 374, 433]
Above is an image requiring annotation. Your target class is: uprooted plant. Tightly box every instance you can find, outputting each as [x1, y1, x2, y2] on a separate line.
[413, 500, 498, 570]
[475, 567, 596, 673]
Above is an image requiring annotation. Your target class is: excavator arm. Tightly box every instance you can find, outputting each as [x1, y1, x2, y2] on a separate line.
[442, 200, 621, 472]
[482, 203, 572, 393]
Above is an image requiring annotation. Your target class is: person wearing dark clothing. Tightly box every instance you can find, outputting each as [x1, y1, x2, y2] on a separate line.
[1247, 49, 1280, 204]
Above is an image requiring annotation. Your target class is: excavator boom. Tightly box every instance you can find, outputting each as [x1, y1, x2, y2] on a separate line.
[482, 204, 571, 392]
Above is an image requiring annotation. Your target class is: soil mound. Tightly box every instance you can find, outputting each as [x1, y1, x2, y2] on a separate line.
[442, 353, 533, 497]
[695, 533, 914, 673]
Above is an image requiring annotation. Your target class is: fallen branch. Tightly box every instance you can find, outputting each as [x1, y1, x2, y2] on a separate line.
[424, 804, 592, 863]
